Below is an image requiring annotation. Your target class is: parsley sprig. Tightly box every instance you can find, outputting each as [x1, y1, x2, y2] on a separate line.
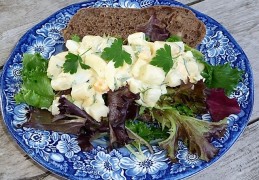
[101, 38, 132, 68]
[150, 44, 174, 74]
[63, 49, 91, 74]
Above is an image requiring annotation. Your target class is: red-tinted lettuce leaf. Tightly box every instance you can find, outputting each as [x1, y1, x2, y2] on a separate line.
[206, 89, 241, 122]
[153, 108, 228, 162]
[23, 97, 110, 151]
[108, 85, 140, 148]
[136, 14, 170, 42]
[77, 133, 94, 151]
[77, 120, 109, 151]
[58, 96, 100, 126]
[159, 80, 207, 115]
[58, 96, 110, 150]
[22, 108, 85, 134]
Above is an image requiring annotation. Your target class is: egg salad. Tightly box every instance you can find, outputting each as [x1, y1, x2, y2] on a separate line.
[47, 32, 204, 122]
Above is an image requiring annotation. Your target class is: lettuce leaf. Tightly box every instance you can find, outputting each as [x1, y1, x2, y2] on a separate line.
[126, 120, 168, 143]
[23, 96, 109, 151]
[15, 53, 54, 108]
[22, 108, 86, 135]
[202, 63, 243, 95]
[136, 14, 170, 42]
[107, 85, 140, 148]
[160, 80, 207, 115]
[206, 89, 241, 122]
[152, 108, 228, 161]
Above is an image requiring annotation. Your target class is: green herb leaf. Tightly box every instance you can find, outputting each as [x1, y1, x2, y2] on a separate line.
[173, 104, 194, 117]
[63, 53, 80, 74]
[63, 52, 90, 74]
[101, 38, 132, 68]
[202, 63, 243, 95]
[71, 34, 81, 42]
[78, 57, 90, 70]
[79, 62, 90, 70]
[150, 44, 174, 73]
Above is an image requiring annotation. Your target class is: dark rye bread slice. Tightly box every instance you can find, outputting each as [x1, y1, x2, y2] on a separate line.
[63, 6, 206, 47]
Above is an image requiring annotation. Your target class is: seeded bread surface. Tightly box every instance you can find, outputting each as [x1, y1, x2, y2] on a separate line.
[63, 6, 206, 47]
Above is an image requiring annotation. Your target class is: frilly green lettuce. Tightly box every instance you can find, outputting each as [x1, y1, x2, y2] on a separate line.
[15, 53, 54, 108]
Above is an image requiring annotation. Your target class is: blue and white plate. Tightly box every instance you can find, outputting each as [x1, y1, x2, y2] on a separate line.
[0, 0, 254, 179]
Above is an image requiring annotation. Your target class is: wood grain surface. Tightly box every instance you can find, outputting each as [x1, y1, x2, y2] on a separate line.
[0, 0, 258, 180]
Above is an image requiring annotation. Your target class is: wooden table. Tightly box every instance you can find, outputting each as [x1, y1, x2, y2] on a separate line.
[0, 0, 258, 179]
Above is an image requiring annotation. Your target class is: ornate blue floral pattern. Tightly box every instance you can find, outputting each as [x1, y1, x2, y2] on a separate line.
[23, 129, 51, 150]
[12, 103, 29, 128]
[56, 134, 81, 158]
[91, 151, 125, 180]
[0, 0, 254, 179]
[206, 31, 229, 58]
[119, 150, 168, 177]
[24, 36, 56, 59]
[117, 0, 141, 8]
[6, 63, 22, 82]
[36, 22, 66, 41]
[176, 147, 203, 168]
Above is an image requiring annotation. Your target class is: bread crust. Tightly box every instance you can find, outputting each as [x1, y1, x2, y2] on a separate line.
[63, 6, 206, 47]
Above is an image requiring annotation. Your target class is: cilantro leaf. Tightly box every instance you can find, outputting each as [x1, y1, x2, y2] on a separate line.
[150, 44, 173, 73]
[63, 53, 79, 74]
[79, 62, 90, 70]
[63, 52, 90, 74]
[101, 38, 132, 68]
[71, 34, 81, 42]
[78, 57, 90, 70]
[202, 63, 243, 95]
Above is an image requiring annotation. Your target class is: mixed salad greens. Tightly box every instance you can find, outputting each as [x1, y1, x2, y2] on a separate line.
[14, 17, 243, 162]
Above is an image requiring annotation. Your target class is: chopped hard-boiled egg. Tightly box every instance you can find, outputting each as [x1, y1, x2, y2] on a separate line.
[71, 83, 95, 101]
[138, 64, 166, 86]
[84, 54, 107, 78]
[142, 87, 166, 107]
[81, 35, 114, 53]
[50, 97, 60, 115]
[151, 41, 184, 55]
[131, 58, 147, 78]
[165, 52, 204, 87]
[51, 72, 74, 91]
[48, 32, 204, 121]
[83, 103, 109, 122]
[128, 32, 146, 45]
[47, 52, 68, 79]
[93, 78, 109, 93]
[66, 40, 80, 54]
